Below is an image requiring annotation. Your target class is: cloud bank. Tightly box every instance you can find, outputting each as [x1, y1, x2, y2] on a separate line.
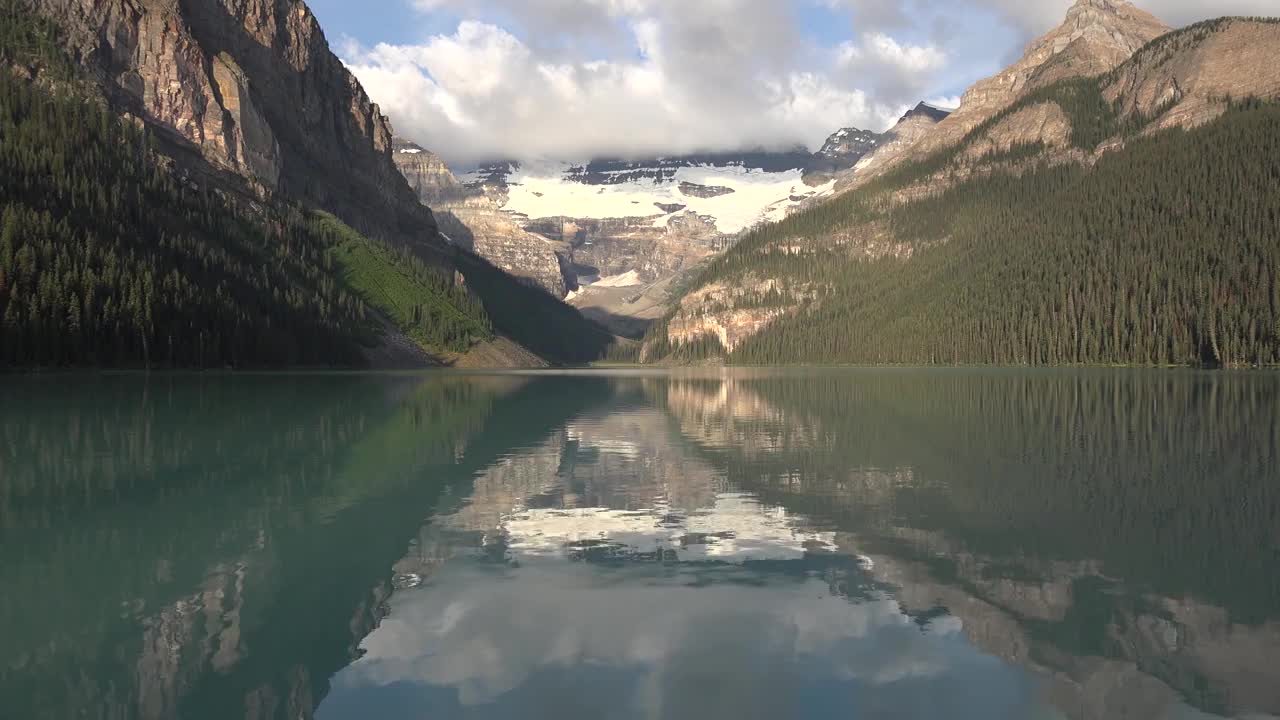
[338, 0, 1279, 166]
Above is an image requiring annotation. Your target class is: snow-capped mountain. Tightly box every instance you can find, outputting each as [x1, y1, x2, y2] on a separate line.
[807, 127, 883, 183]
[461, 156, 832, 235]
[394, 129, 891, 337]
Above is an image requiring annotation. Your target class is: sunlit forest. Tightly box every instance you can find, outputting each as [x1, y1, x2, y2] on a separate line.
[645, 74, 1280, 367]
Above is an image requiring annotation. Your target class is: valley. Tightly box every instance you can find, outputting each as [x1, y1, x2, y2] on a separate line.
[392, 131, 893, 338]
[2, 0, 1277, 370]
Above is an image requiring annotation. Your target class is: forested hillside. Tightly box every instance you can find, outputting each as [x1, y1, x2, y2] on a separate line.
[644, 88, 1280, 367]
[0, 2, 612, 368]
[0, 66, 492, 367]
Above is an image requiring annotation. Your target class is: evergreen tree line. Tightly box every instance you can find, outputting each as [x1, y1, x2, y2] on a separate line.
[646, 95, 1280, 367]
[0, 69, 380, 367]
[2, 0, 618, 368]
[0, 3, 512, 368]
[314, 212, 492, 354]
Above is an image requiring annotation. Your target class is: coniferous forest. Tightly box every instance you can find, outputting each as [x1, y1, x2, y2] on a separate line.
[0, 69, 368, 367]
[0, 2, 617, 368]
[645, 92, 1280, 367]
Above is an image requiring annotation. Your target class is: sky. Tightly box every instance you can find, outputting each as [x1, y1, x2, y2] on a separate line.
[306, 0, 1280, 166]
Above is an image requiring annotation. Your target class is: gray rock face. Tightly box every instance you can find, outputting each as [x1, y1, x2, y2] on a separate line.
[393, 138, 468, 205]
[834, 102, 952, 188]
[24, 0, 443, 253]
[893, 0, 1170, 165]
[678, 182, 735, 199]
[437, 207, 570, 298]
[804, 126, 882, 183]
[527, 213, 724, 287]
[392, 139, 567, 297]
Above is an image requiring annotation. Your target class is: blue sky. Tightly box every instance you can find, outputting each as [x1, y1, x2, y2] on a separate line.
[310, 0, 1275, 164]
[311, 1, 882, 50]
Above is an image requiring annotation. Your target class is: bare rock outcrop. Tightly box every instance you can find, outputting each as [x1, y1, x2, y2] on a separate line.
[24, 0, 443, 253]
[920, 0, 1167, 152]
[836, 102, 951, 190]
[530, 213, 724, 287]
[391, 139, 568, 296]
[393, 138, 468, 205]
[959, 101, 1074, 161]
[859, 0, 1168, 183]
[1104, 18, 1280, 132]
[444, 208, 569, 297]
[660, 277, 815, 355]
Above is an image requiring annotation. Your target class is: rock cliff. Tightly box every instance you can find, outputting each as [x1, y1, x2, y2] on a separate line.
[23, 0, 444, 254]
[1103, 18, 1280, 133]
[836, 102, 951, 190]
[441, 208, 569, 298]
[803, 126, 883, 184]
[392, 139, 568, 296]
[392, 137, 468, 205]
[906, 0, 1169, 160]
[842, 0, 1168, 188]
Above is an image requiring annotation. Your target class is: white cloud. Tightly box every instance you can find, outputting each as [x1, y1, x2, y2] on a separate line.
[342, 1, 940, 165]
[341, 0, 1280, 165]
[325, 561, 1011, 715]
[970, 0, 1280, 35]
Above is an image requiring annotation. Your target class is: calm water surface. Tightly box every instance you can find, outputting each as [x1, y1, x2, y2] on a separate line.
[2, 370, 1278, 720]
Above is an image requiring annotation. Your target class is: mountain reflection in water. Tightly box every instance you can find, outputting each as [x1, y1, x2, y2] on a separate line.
[2, 370, 1278, 720]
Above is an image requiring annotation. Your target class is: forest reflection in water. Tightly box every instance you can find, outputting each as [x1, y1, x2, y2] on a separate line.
[1, 369, 1277, 720]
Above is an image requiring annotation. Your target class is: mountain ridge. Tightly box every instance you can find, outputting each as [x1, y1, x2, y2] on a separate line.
[840, 0, 1170, 188]
[391, 130, 888, 337]
[638, 3, 1280, 367]
[2, 0, 614, 368]
[18, 0, 448, 258]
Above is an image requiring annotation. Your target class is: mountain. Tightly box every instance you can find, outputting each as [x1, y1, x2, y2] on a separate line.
[1, 0, 612, 367]
[805, 126, 885, 184]
[834, 0, 1168, 191]
[892, 0, 1170, 168]
[393, 138, 569, 299]
[21, 0, 444, 254]
[393, 138, 885, 337]
[639, 4, 1280, 367]
[838, 102, 951, 186]
[392, 138, 469, 207]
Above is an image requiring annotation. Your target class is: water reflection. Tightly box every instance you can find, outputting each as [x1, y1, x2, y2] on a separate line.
[0, 373, 610, 720]
[2, 370, 1278, 719]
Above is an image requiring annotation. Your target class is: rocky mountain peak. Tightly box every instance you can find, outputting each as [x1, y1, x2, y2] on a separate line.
[803, 126, 882, 184]
[817, 127, 879, 159]
[1065, 0, 1150, 21]
[900, 102, 953, 124]
[967, 0, 1169, 110]
[1042, 0, 1169, 64]
[392, 137, 467, 205]
[858, 0, 1169, 172]
[826, 102, 951, 189]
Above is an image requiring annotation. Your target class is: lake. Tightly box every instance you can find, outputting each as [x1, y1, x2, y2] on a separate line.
[2, 369, 1278, 720]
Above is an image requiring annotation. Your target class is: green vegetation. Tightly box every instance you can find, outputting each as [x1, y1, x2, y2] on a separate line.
[319, 213, 491, 353]
[0, 1, 619, 368]
[0, 67, 373, 367]
[0, 64, 512, 367]
[453, 249, 615, 364]
[0, 0, 74, 80]
[647, 90, 1280, 367]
